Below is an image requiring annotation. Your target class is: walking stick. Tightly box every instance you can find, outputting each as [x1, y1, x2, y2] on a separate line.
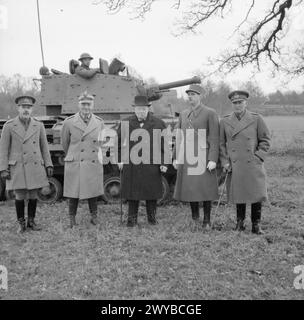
[212, 171, 229, 229]
[119, 166, 123, 224]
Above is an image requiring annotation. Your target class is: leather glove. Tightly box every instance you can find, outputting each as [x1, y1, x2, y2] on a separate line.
[0, 170, 10, 180]
[46, 167, 54, 177]
[173, 160, 178, 170]
[223, 163, 231, 173]
[160, 165, 168, 173]
[207, 161, 217, 171]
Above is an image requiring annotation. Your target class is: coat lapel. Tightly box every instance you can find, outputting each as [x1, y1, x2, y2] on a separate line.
[186, 104, 203, 128]
[142, 112, 154, 130]
[10, 117, 25, 140]
[232, 110, 255, 137]
[23, 118, 39, 142]
[83, 114, 100, 137]
[73, 113, 86, 133]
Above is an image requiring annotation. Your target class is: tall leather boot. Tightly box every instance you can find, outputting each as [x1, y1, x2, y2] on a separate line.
[88, 197, 98, 225]
[190, 202, 200, 220]
[251, 202, 264, 234]
[202, 201, 211, 229]
[146, 200, 158, 225]
[235, 204, 246, 231]
[127, 200, 139, 227]
[15, 199, 26, 233]
[69, 198, 79, 228]
[27, 199, 42, 231]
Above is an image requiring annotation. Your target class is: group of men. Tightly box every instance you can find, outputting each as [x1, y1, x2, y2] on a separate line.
[0, 75, 271, 235]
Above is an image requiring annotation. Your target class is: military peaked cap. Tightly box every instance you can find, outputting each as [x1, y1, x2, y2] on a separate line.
[228, 90, 249, 102]
[15, 95, 36, 106]
[185, 84, 203, 95]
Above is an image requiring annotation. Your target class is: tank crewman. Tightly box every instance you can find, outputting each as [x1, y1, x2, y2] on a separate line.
[173, 84, 220, 229]
[219, 90, 271, 234]
[0, 96, 53, 233]
[117, 95, 168, 227]
[75, 53, 101, 79]
[61, 91, 105, 228]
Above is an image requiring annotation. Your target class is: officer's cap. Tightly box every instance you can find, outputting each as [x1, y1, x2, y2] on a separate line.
[186, 84, 203, 95]
[15, 95, 36, 106]
[78, 53, 93, 61]
[78, 91, 95, 103]
[132, 95, 151, 107]
[228, 90, 249, 103]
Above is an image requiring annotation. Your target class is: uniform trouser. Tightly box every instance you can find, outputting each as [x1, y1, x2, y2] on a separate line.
[68, 197, 98, 216]
[14, 189, 38, 221]
[236, 202, 262, 223]
[128, 200, 157, 222]
[190, 201, 211, 220]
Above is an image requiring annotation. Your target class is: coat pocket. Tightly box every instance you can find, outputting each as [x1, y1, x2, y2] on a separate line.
[64, 155, 74, 162]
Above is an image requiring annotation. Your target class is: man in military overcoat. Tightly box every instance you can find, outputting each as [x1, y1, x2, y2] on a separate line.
[0, 96, 53, 233]
[173, 84, 220, 229]
[117, 95, 168, 227]
[219, 90, 271, 234]
[61, 91, 105, 228]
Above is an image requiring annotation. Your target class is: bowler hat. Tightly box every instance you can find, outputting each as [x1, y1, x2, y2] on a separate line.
[228, 90, 249, 102]
[185, 84, 203, 95]
[132, 95, 151, 107]
[78, 53, 93, 61]
[15, 95, 36, 106]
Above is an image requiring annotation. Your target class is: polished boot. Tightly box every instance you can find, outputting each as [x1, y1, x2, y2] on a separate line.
[15, 200, 26, 233]
[127, 200, 139, 227]
[235, 204, 246, 231]
[202, 201, 211, 229]
[251, 202, 264, 234]
[27, 199, 42, 231]
[69, 198, 79, 228]
[146, 200, 158, 225]
[190, 202, 200, 220]
[88, 197, 98, 225]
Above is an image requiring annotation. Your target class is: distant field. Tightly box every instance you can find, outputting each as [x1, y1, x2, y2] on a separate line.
[264, 116, 304, 152]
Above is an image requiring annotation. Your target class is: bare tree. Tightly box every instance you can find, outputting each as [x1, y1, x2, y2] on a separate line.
[93, 0, 304, 74]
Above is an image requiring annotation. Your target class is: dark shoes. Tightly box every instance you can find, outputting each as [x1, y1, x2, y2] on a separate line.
[235, 219, 246, 231]
[90, 211, 98, 225]
[27, 218, 42, 231]
[17, 218, 26, 234]
[252, 222, 264, 235]
[69, 215, 77, 228]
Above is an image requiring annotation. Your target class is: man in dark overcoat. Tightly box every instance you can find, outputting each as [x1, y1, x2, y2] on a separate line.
[117, 95, 168, 227]
[173, 84, 220, 229]
[0, 96, 53, 233]
[219, 90, 271, 234]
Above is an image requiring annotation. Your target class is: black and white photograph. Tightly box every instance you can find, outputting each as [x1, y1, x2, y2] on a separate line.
[0, 0, 303, 309]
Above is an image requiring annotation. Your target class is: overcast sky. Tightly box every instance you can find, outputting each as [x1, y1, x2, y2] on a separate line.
[0, 0, 304, 94]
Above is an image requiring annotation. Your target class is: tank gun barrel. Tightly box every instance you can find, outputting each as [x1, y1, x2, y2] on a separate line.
[156, 76, 201, 91]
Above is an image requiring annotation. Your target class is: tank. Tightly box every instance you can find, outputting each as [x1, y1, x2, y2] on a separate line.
[0, 58, 201, 204]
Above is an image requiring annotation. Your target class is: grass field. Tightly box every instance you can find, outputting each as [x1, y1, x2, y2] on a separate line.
[0, 116, 303, 300]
